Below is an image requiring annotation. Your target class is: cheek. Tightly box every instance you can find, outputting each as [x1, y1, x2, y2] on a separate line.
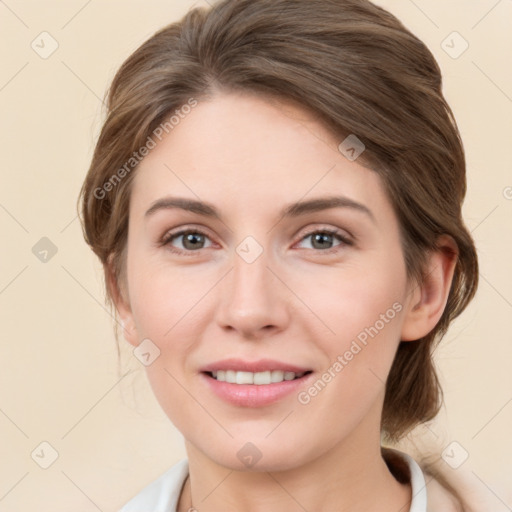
[129, 267, 203, 428]
[296, 260, 408, 402]
[128, 258, 210, 339]
[296, 273, 406, 426]
[299, 261, 406, 345]
[143, 361, 203, 443]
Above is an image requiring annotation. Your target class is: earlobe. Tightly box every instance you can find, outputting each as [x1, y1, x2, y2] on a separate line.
[400, 235, 458, 342]
[105, 258, 139, 347]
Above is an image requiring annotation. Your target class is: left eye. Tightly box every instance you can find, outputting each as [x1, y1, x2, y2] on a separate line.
[296, 230, 352, 252]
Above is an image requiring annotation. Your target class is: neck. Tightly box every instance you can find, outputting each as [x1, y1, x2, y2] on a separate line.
[178, 427, 411, 512]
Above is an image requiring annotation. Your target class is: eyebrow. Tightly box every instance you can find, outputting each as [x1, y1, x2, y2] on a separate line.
[144, 195, 375, 223]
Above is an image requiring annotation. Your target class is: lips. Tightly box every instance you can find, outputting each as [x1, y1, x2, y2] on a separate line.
[199, 358, 314, 407]
[201, 358, 311, 374]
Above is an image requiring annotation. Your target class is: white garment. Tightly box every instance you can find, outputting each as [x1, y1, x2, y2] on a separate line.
[119, 448, 427, 512]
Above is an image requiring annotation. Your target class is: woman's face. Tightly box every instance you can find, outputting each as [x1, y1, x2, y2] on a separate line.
[119, 92, 418, 471]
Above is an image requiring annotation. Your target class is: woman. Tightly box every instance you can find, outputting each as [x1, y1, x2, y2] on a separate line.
[79, 0, 480, 510]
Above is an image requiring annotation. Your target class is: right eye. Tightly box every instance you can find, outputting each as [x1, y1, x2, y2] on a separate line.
[161, 228, 214, 255]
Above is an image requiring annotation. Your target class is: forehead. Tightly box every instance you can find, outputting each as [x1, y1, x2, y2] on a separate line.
[130, 92, 392, 222]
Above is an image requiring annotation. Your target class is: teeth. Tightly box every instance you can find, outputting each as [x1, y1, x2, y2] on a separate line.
[211, 370, 306, 384]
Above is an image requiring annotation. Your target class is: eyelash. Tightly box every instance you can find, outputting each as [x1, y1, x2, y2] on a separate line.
[160, 226, 353, 256]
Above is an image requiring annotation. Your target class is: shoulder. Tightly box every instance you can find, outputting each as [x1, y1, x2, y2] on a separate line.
[425, 478, 463, 512]
[382, 447, 465, 512]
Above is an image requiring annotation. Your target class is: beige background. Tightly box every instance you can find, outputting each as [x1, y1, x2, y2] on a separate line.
[1, 0, 511, 510]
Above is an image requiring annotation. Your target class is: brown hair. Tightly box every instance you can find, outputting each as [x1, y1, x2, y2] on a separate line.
[79, 0, 478, 499]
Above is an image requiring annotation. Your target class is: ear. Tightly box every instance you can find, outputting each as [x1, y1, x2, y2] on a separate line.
[105, 256, 139, 347]
[400, 235, 458, 342]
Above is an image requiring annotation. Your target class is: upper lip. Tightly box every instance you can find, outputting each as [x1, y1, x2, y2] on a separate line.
[201, 358, 311, 373]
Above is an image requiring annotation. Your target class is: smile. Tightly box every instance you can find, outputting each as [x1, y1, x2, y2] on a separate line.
[209, 370, 309, 384]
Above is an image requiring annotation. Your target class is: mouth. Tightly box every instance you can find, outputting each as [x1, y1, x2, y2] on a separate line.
[199, 359, 314, 407]
[205, 369, 312, 385]
[200, 361, 315, 408]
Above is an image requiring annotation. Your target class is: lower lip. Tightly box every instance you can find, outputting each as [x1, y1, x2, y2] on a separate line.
[201, 372, 313, 407]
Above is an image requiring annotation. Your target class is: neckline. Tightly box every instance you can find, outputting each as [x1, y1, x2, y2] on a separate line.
[119, 448, 428, 512]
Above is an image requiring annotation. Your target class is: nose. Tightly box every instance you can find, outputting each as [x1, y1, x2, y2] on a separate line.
[215, 246, 290, 340]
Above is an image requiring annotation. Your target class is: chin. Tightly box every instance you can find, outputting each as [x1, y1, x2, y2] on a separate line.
[196, 436, 313, 474]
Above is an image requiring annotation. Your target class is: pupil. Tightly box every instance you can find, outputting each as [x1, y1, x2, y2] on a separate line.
[184, 233, 203, 249]
[314, 233, 332, 249]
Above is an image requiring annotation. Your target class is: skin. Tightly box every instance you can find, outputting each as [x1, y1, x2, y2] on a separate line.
[112, 91, 457, 512]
